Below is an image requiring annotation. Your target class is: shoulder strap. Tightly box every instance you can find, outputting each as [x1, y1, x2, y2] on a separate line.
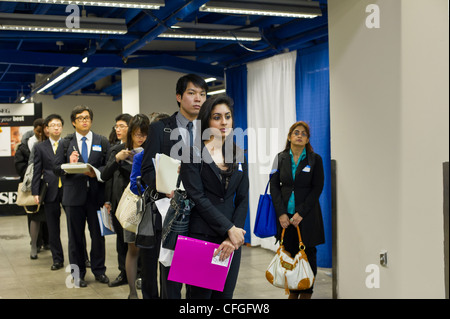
[160, 115, 179, 156]
[307, 151, 316, 169]
[162, 118, 172, 156]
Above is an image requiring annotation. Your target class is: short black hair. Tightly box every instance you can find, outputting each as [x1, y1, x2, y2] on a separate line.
[175, 74, 208, 107]
[33, 118, 44, 128]
[115, 113, 132, 124]
[70, 105, 93, 124]
[44, 114, 64, 127]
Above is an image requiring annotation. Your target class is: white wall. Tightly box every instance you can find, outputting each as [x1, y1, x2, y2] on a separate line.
[398, 0, 449, 298]
[122, 69, 141, 116]
[328, 0, 449, 298]
[122, 69, 184, 117]
[34, 93, 122, 138]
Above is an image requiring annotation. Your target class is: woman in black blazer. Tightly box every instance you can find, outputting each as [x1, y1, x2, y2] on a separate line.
[180, 94, 249, 299]
[270, 121, 325, 299]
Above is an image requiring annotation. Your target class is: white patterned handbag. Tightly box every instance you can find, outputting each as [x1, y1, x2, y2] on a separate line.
[266, 226, 315, 292]
[115, 183, 142, 233]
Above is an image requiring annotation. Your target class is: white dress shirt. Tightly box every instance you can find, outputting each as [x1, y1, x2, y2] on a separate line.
[75, 131, 93, 160]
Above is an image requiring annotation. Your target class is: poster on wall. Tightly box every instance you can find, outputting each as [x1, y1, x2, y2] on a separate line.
[0, 102, 42, 215]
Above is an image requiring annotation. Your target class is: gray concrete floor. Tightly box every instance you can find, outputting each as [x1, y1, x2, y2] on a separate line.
[0, 213, 332, 299]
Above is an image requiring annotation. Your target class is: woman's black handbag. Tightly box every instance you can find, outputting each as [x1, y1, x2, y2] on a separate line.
[161, 178, 194, 250]
[135, 177, 160, 249]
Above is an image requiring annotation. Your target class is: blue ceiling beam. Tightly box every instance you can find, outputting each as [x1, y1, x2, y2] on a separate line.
[271, 15, 328, 39]
[122, 0, 210, 58]
[33, 4, 52, 15]
[48, 53, 223, 99]
[0, 30, 139, 41]
[223, 26, 328, 67]
[49, 54, 223, 98]
[48, 67, 96, 95]
[126, 54, 224, 79]
[0, 83, 21, 91]
[0, 49, 94, 68]
[53, 68, 119, 99]
[101, 81, 121, 95]
[0, 49, 223, 78]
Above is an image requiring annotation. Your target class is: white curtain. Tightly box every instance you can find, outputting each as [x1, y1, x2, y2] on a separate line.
[246, 51, 297, 250]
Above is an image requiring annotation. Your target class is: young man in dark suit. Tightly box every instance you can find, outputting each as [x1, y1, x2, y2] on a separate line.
[32, 114, 65, 270]
[140, 74, 208, 299]
[55, 105, 110, 288]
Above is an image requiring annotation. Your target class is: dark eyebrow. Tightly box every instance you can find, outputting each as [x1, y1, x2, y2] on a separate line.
[212, 112, 231, 116]
[187, 88, 206, 93]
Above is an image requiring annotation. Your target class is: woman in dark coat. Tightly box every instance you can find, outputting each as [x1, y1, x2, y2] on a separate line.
[180, 94, 249, 299]
[270, 121, 325, 299]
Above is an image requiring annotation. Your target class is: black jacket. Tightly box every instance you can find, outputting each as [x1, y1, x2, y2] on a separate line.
[180, 143, 249, 243]
[32, 139, 61, 203]
[141, 112, 180, 190]
[54, 132, 110, 207]
[270, 149, 325, 247]
[13, 130, 34, 180]
[101, 143, 132, 213]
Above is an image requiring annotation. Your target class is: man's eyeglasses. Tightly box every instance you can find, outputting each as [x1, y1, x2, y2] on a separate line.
[76, 116, 91, 122]
[114, 124, 128, 130]
[48, 123, 62, 128]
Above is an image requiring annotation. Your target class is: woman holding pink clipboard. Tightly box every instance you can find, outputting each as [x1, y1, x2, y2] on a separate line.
[180, 94, 249, 299]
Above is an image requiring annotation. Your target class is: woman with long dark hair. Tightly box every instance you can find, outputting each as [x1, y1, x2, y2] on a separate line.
[180, 94, 249, 299]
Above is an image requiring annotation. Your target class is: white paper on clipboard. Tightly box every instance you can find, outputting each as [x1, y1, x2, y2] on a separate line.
[61, 163, 104, 182]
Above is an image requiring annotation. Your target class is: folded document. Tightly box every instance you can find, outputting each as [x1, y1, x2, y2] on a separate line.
[154, 153, 183, 194]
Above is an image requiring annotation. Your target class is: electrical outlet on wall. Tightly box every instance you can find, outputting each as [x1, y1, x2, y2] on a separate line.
[380, 250, 388, 266]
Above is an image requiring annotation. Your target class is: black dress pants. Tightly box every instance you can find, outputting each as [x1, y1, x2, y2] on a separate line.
[66, 194, 106, 279]
[44, 187, 65, 264]
[160, 263, 183, 299]
[186, 233, 242, 299]
[139, 231, 161, 299]
[187, 247, 241, 299]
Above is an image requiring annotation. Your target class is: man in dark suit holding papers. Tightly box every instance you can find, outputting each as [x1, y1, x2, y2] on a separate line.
[141, 74, 208, 299]
[55, 105, 110, 288]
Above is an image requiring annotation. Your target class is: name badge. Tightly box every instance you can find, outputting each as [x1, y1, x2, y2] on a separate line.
[92, 145, 102, 152]
[302, 165, 311, 173]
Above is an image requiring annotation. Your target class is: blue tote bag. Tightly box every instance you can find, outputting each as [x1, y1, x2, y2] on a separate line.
[254, 177, 277, 238]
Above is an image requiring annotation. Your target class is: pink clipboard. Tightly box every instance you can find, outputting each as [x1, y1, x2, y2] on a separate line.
[168, 236, 233, 292]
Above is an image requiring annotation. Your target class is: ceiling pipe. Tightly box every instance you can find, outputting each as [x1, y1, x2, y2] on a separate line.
[53, 68, 119, 99]
[53, 0, 214, 98]
[223, 25, 328, 66]
[121, 0, 209, 58]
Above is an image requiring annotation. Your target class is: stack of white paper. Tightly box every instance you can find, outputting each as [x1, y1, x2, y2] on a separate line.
[61, 163, 104, 182]
[154, 153, 183, 194]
